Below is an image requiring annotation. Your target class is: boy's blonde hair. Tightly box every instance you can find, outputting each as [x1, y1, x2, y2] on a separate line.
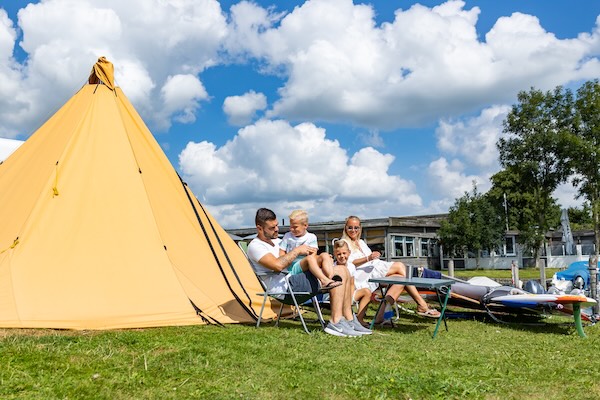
[289, 209, 308, 223]
[333, 239, 349, 252]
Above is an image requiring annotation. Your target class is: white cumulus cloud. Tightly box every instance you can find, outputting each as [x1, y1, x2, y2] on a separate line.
[436, 105, 511, 170]
[0, 0, 227, 137]
[225, 0, 600, 129]
[0, 137, 23, 161]
[223, 90, 267, 126]
[159, 74, 208, 129]
[179, 119, 422, 227]
[427, 157, 489, 201]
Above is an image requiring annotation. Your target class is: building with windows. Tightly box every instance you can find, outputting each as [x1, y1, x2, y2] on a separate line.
[228, 214, 597, 271]
[228, 214, 445, 269]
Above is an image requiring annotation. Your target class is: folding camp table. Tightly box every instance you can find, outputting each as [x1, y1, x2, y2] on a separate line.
[368, 277, 454, 339]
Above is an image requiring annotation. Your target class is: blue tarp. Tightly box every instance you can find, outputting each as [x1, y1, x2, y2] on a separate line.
[555, 261, 598, 288]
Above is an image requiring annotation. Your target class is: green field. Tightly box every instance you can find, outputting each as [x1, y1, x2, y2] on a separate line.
[1, 296, 597, 400]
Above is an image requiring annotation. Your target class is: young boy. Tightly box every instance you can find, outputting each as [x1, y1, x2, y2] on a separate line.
[280, 210, 341, 291]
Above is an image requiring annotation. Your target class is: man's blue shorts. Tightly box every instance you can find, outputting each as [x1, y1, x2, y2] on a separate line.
[287, 270, 319, 297]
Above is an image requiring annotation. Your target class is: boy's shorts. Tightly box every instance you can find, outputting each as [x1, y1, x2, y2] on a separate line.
[289, 259, 304, 275]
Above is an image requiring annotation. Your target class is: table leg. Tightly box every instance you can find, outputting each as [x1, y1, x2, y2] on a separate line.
[369, 286, 387, 330]
[432, 287, 451, 339]
[572, 303, 586, 338]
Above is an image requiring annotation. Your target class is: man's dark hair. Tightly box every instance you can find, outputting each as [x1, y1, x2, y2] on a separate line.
[255, 208, 277, 226]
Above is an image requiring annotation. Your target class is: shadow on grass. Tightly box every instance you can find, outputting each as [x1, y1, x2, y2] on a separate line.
[370, 313, 443, 334]
[444, 309, 586, 336]
[251, 303, 591, 337]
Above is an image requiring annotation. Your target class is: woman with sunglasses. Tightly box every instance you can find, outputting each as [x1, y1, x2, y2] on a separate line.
[341, 215, 440, 324]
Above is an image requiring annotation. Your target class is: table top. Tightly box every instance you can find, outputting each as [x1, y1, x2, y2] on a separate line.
[368, 276, 455, 289]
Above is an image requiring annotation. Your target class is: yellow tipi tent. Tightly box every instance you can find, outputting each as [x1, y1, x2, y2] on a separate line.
[0, 57, 274, 329]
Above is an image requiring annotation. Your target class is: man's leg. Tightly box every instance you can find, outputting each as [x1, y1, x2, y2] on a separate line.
[288, 271, 320, 295]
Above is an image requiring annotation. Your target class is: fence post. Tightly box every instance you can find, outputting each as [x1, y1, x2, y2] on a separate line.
[511, 260, 520, 288]
[539, 258, 547, 290]
[448, 258, 454, 278]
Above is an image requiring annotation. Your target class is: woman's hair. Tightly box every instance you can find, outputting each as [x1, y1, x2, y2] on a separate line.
[289, 209, 308, 223]
[340, 216, 362, 252]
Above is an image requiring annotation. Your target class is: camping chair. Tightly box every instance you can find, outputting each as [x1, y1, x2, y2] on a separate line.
[255, 271, 326, 334]
[237, 242, 326, 334]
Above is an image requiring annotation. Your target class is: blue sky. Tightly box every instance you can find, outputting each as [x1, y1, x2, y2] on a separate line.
[0, 0, 599, 228]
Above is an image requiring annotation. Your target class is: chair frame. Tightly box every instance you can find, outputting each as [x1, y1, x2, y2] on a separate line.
[255, 272, 326, 334]
[238, 241, 325, 334]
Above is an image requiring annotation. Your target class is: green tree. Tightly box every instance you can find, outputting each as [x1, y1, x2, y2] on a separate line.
[497, 86, 574, 274]
[568, 205, 593, 231]
[569, 80, 600, 260]
[488, 167, 536, 231]
[488, 167, 561, 261]
[438, 184, 505, 269]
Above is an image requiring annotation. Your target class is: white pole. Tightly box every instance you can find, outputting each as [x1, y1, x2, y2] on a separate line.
[511, 260, 519, 288]
[503, 193, 509, 231]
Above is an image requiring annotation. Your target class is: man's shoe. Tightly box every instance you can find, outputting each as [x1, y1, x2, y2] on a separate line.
[324, 321, 348, 337]
[337, 318, 364, 337]
[350, 315, 373, 335]
[324, 319, 362, 337]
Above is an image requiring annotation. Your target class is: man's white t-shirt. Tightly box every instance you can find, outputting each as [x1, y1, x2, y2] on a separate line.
[247, 237, 287, 293]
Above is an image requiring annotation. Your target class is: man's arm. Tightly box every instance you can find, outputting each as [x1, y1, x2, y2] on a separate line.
[259, 247, 303, 272]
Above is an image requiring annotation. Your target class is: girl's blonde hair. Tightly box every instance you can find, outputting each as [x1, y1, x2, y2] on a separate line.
[289, 209, 308, 223]
[340, 215, 362, 252]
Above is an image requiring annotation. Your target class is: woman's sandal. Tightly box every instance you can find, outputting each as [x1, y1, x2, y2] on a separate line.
[417, 308, 441, 318]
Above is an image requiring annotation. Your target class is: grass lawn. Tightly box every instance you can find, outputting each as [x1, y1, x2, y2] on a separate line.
[1, 300, 598, 400]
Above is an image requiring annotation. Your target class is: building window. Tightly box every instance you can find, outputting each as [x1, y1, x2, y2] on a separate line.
[406, 237, 414, 257]
[421, 239, 429, 257]
[393, 236, 404, 257]
[504, 236, 516, 256]
[393, 236, 415, 257]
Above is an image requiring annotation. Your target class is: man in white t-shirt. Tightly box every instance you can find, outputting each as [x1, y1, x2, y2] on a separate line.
[247, 208, 371, 337]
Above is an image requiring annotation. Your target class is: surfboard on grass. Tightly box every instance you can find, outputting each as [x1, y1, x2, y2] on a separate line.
[488, 294, 597, 308]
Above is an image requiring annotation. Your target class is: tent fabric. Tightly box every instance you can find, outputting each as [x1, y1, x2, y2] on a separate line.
[88, 56, 115, 90]
[0, 58, 277, 329]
